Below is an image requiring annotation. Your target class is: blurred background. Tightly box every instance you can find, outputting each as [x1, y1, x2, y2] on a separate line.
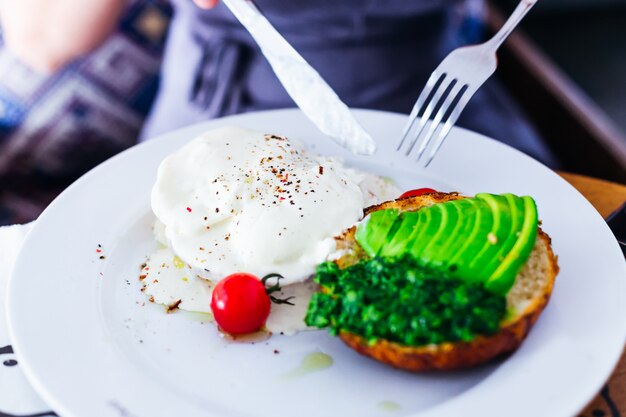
[495, 0, 626, 132]
[0, 0, 624, 225]
[490, 0, 626, 182]
[507, 0, 626, 131]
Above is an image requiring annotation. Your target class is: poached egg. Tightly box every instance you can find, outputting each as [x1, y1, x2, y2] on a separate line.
[144, 126, 399, 334]
[152, 126, 392, 285]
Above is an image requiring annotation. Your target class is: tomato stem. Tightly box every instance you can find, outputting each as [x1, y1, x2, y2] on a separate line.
[261, 273, 295, 306]
[269, 295, 295, 305]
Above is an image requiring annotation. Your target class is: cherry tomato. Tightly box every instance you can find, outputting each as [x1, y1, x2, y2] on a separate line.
[211, 272, 271, 335]
[399, 188, 437, 199]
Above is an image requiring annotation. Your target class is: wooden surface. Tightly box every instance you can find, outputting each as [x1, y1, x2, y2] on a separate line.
[560, 172, 626, 417]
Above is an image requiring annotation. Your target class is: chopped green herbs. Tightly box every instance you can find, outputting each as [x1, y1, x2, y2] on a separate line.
[305, 256, 506, 346]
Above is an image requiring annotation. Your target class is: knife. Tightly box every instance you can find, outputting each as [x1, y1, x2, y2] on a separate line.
[221, 0, 376, 155]
[606, 201, 626, 258]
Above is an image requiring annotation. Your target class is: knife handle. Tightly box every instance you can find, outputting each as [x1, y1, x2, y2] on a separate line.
[221, 0, 298, 59]
[221, 0, 262, 28]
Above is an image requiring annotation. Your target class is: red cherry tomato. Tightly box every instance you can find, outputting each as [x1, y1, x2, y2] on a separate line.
[210, 272, 271, 335]
[399, 188, 437, 199]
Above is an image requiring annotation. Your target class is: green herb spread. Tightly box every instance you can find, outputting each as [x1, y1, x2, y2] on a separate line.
[305, 256, 506, 346]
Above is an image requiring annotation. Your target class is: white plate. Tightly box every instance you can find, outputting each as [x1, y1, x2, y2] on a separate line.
[7, 109, 626, 417]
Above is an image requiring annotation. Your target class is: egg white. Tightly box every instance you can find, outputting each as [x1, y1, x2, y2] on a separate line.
[140, 247, 317, 335]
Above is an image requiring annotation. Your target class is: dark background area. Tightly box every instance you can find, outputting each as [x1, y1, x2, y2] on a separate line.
[495, 0, 626, 134]
[489, 0, 626, 181]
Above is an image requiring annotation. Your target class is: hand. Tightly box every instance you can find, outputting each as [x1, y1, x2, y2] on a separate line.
[0, 0, 125, 73]
[193, 0, 219, 9]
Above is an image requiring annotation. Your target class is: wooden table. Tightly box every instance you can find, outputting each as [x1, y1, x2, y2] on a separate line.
[560, 173, 626, 417]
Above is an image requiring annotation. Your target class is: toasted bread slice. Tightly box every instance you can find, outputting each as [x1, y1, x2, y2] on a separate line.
[332, 192, 559, 371]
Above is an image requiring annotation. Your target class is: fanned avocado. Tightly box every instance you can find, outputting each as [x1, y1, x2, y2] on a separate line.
[354, 193, 539, 296]
[355, 209, 398, 257]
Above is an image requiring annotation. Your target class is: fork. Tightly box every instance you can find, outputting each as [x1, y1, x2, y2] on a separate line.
[397, 0, 538, 167]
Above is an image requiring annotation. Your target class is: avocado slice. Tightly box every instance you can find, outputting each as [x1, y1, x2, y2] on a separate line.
[480, 194, 524, 279]
[485, 196, 538, 295]
[446, 198, 494, 283]
[418, 200, 460, 268]
[409, 203, 445, 260]
[379, 210, 423, 258]
[355, 209, 399, 257]
[467, 194, 513, 278]
[390, 208, 431, 257]
[420, 198, 476, 270]
[438, 199, 481, 273]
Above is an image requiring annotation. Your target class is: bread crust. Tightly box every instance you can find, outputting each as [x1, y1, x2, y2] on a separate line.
[333, 192, 559, 371]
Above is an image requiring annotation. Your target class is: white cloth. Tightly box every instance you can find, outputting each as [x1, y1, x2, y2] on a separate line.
[0, 223, 57, 416]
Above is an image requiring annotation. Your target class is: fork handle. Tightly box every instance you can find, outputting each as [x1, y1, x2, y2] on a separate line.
[486, 0, 538, 51]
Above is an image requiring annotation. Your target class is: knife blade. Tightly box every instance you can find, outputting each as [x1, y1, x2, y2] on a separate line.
[221, 0, 376, 155]
[606, 201, 626, 258]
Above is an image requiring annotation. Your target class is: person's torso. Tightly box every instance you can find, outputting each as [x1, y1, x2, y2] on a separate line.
[172, 0, 465, 114]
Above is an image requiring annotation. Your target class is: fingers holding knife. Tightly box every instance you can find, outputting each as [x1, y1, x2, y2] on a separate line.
[193, 0, 219, 9]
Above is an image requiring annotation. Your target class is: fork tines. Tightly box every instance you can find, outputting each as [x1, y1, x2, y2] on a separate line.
[398, 73, 470, 167]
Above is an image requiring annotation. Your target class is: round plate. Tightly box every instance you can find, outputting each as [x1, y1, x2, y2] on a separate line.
[7, 109, 626, 417]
